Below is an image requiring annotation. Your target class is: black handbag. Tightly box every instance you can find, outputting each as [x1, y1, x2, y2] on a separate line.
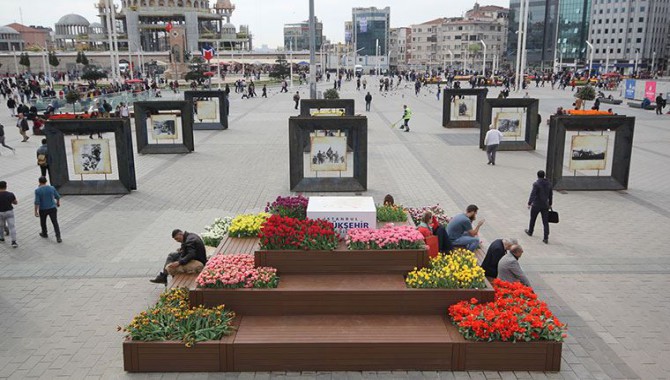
[548, 208, 559, 224]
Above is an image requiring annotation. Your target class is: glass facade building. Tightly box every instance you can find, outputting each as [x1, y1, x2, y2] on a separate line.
[284, 18, 323, 51]
[352, 7, 390, 56]
[557, 0, 591, 62]
[507, 0, 559, 68]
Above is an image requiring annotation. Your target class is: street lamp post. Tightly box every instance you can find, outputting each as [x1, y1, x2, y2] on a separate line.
[585, 40, 594, 78]
[308, 0, 316, 98]
[605, 46, 610, 74]
[289, 40, 293, 90]
[447, 49, 454, 71]
[652, 51, 656, 77]
[375, 39, 379, 76]
[480, 40, 487, 76]
[634, 49, 639, 76]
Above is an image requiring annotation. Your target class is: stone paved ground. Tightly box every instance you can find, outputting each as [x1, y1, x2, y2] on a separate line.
[0, 77, 669, 379]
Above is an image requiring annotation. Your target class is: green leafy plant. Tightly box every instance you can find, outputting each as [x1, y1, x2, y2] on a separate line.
[576, 85, 596, 101]
[269, 54, 290, 79]
[48, 52, 60, 67]
[65, 89, 81, 112]
[119, 288, 235, 347]
[19, 53, 30, 68]
[200, 217, 233, 247]
[376, 204, 407, 222]
[81, 69, 107, 84]
[323, 88, 340, 99]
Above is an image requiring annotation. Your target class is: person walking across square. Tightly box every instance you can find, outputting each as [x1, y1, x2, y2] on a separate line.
[34, 176, 62, 243]
[525, 170, 553, 244]
[0, 123, 15, 154]
[365, 92, 372, 112]
[36, 139, 49, 179]
[0, 181, 19, 248]
[399, 105, 412, 132]
[293, 91, 300, 110]
[484, 124, 503, 165]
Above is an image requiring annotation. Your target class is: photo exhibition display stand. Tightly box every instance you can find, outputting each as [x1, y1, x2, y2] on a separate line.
[442, 88, 488, 128]
[289, 116, 368, 192]
[480, 98, 539, 151]
[184, 90, 229, 130]
[547, 115, 635, 191]
[300, 99, 356, 117]
[133, 101, 195, 154]
[44, 119, 137, 195]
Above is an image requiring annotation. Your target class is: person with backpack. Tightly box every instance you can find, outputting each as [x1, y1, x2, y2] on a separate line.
[36, 139, 49, 179]
[16, 113, 30, 142]
[293, 91, 300, 110]
[6, 97, 16, 116]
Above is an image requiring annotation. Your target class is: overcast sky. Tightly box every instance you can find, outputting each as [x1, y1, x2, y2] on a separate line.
[0, 0, 509, 49]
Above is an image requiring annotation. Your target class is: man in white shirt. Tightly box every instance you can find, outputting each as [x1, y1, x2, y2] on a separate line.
[484, 124, 504, 165]
[119, 103, 129, 118]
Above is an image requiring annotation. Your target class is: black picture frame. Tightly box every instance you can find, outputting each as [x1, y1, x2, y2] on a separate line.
[44, 118, 137, 195]
[289, 116, 368, 192]
[133, 101, 194, 154]
[184, 90, 229, 130]
[442, 88, 488, 128]
[480, 98, 539, 151]
[300, 99, 356, 116]
[547, 115, 635, 191]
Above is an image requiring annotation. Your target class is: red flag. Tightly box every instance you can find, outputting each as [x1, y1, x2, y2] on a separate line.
[166, 22, 173, 33]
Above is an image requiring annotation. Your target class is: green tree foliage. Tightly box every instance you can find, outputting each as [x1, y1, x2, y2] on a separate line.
[48, 51, 60, 67]
[576, 85, 596, 101]
[65, 89, 81, 112]
[76, 51, 89, 66]
[19, 53, 31, 68]
[81, 69, 108, 84]
[269, 55, 290, 79]
[323, 88, 340, 99]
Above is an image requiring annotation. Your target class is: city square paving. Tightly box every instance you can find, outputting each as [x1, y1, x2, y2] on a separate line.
[0, 77, 669, 379]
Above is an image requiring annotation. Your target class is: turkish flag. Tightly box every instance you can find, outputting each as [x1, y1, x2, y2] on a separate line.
[202, 47, 214, 61]
[166, 22, 173, 33]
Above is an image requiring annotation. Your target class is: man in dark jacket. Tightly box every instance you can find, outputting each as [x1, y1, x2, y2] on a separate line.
[365, 92, 372, 111]
[480, 238, 517, 279]
[525, 170, 553, 243]
[150, 229, 207, 284]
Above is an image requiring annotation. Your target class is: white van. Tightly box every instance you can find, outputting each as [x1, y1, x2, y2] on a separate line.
[355, 65, 364, 75]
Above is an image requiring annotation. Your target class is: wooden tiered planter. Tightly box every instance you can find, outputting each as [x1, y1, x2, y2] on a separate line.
[125, 235, 562, 373]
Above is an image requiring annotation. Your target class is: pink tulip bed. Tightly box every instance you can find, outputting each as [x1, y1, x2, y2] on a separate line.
[195, 254, 279, 289]
[346, 224, 426, 250]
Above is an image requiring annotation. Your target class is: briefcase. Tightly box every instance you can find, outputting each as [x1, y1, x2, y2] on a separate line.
[548, 208, 559, 224]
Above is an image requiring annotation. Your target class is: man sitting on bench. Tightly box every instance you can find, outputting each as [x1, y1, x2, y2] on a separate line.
[446, 204, 485, 252]
[480, 238, 517, 279]
[150, 229, 207, 284]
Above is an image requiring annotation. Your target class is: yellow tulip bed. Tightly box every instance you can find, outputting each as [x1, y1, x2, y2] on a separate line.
[406, 248, 487, 289]
[228, 212, 271, 238]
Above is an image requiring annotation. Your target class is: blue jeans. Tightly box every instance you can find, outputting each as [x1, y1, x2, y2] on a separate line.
[451, 235, 480, 252]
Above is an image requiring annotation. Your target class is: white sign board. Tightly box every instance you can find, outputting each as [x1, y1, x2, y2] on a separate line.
[307, 196, 377, 238]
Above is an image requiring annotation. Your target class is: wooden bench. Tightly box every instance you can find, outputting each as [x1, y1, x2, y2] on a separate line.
[216, 236, 261, 255]
[167, 273, 198, 290]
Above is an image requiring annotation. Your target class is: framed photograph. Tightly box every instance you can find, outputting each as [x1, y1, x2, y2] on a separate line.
[310, 135, 347, 171]
[495, 111, 523, 137]
[151, 114, 178, 139]
[196, 100, 217, 120]
[569, 135, 609, 171]
[452, 98, 475, 121]
[72, 138, 113, 175]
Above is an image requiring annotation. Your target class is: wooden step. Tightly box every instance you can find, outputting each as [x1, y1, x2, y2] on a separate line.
[189, 274, 494, 315]
[232, 314, 456, 371]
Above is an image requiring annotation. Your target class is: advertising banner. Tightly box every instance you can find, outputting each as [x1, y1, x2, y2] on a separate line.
[644, 81, 656, 101]
[624, 79, 636, 99]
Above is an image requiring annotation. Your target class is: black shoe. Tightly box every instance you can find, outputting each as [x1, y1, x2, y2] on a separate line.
[399, 126, 405, 130]
[11, 241, 17, 248]
[542, 239, 548, 244]
[39, 232, 48, 238]
[4, 227, 8, 235]
[56, 237, 62, 243]
[404, 129, 410, 132]
[150, 273, 168, 284]
[524, 229, 532, 237]
[0, 238, 4, 242]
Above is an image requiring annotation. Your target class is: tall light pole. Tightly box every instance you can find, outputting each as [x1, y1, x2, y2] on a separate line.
[585, 40, 594, 78]
[308, 0, 316, 98]
[448, 49, 454, 70]
[514, 0, 525, 91]
[634, 49, 639, 76]
[651, 51, 656, 76]
[605, 46, 610, 74]
[517, 0, 530, 92]
[12, 46, 19, 76]
[480, 40, 487, 75]
[375, 38, 379, 76]
[104, 0, 116, 81]
[289, 40, 293, 90]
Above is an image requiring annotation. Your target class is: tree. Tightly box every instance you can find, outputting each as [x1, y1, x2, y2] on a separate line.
[65, 89, 81, 113]
[19, 53, 31, 69]
[76, 51, 89, 66]
[269, 54, 290, 79]
[468, 44, 481, 70]
[323, 88, 339, 99]
[184, 70, 206, 82]
[48, 52, 60, 68]
[81, 69, 107, 84]
[575, 84, 596, 109]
